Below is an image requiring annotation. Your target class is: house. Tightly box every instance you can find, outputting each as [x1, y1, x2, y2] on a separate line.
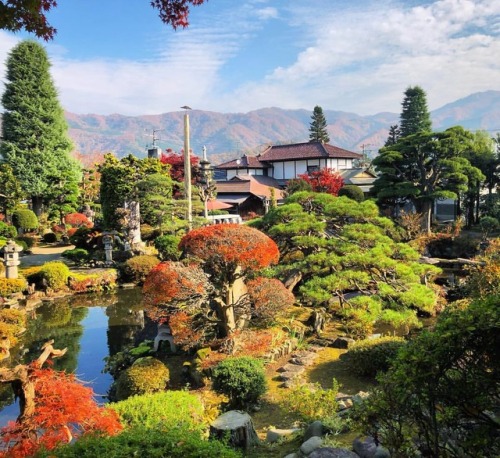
[213, 141, 367, 216]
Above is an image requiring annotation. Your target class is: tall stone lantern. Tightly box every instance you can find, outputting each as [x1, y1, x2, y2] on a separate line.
[2, 240, 23, 279]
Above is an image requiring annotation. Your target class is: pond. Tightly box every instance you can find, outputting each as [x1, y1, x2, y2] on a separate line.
[0, 288, 148, 427]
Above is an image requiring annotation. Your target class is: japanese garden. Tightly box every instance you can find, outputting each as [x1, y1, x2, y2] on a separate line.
[0, 4, 499, 458]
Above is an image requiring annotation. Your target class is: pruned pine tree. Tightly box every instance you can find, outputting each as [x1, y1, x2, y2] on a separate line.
[399, 86, 432, 137]
[0, 40, 81, 217]
[309, 105, 330, 143]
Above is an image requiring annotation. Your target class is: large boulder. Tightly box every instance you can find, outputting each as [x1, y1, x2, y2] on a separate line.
[209, 410, 259, 450]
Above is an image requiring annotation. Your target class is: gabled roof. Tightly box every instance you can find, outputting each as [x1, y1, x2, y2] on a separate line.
[216, 174, 285, 200]
[216, 154, 267, 169]
[259, 142, 362, 161]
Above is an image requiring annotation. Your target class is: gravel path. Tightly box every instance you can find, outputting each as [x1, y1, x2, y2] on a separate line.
[20, 245, 74, 267]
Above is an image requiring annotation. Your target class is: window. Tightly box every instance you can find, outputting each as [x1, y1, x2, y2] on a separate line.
[307, 165, 319, 173]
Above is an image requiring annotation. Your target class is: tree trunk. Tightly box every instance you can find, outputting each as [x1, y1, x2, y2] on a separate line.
[31, 195, 43, 217]
[421, 200, 433, 234]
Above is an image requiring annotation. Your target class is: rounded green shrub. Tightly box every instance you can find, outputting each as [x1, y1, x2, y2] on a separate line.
[212, 356, 267, 409]
[12, 209, 38, 232]
[12, 239, 28, 252]
[39, 261, 71, 291]
[338, 184, 365, 202]
[0, 278, 27, 298]
[0, 222, 17, 238]
[61, 248, 90, 264]
[15, 235, 35, 249]
[42, 232, 59, 243]
[115, 356, 169, 401]
[153, 235, 181, 261]
[122, 255, 160, 284]
[341, 335, 406, 377]
[110, 391, 205, 431]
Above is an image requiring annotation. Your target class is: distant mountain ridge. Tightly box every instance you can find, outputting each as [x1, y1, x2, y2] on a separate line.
[3, 91, 500, 163]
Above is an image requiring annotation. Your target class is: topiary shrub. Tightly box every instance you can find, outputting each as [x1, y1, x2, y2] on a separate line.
[0, 222, 17, 238]
[62, 248, 90, 265]
[110, 391, 206, 431]
[341, 335, 406, 377]
[212, 356, 267, 409]
[42, 232, 59, 243]
[140, 224, 159, 241]
[479, 216, 499, 238]
[15, 235, 35, 249]
[122, 255, 161, 284]
[338, 184, 365, 202]
[12, 209, 38, 232]
[64, 212, 93, 229]
[12, 239, 28, 252]
[114, 356, 169, 401]
[0, 278, 27, 298]
[39, 261, 71, 291]
[153, 234, 181, 261]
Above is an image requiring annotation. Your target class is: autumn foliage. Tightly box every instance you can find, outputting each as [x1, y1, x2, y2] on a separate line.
[64, 212, 93, 229]
[179, 224, 279, 284]
[298, 168, 344, 195]
[0, 367, 122, 458]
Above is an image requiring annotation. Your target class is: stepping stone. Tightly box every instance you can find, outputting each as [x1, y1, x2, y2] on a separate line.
[277, 363, 306, 373]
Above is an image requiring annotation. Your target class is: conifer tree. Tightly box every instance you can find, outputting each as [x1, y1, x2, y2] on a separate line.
[0, 40, 81, 217]
[309, 105, 330, 143]
[385, 124, 401, 146]
[399, 86, 432, 137]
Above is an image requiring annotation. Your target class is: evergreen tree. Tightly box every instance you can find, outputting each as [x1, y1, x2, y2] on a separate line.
[399, 86, 432, 137]
[384, 124, 400, 146]
[309, 106, 330, 143]
[0, 40, 81, 217]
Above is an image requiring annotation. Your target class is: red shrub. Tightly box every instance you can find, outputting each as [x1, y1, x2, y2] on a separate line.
[247, 277, 295, 324]
[298, 168, 344, 195]
[64, 213, 93, 229]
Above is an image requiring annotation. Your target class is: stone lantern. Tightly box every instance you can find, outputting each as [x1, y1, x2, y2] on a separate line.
[2, 240, 23, 279]
[102, 233, 114, 264]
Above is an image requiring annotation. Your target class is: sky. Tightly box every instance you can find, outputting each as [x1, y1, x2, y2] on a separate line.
[0, 0, 499, 116]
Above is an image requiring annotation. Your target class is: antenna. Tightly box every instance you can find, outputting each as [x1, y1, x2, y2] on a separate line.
[144, 128, 164, 148]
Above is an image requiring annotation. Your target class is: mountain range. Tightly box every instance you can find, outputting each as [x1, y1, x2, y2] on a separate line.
[6, 91, 500, 164]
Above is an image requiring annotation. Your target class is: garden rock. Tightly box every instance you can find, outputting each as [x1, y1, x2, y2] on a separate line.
[300, 436, 323, 455]
[209, 410, 259, 450]
[266, 427, 301, 444]
[304, 420, 324, 440]
[332, 337, 355, 349]
[284, 453, 299, 458]
[309, 448, 359, 458]
[278, 363, 307, 374]
[353, 436, 390, 458]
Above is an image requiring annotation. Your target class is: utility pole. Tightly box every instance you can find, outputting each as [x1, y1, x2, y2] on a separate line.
[182, 106, 192, 230]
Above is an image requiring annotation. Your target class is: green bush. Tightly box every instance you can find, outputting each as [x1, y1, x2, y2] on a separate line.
[338, 184, 365, 202]
[114, 357, 169, 401]
[69, 227, 96, 249]
[42, 232, 59, 243]
[12, 209, 38, 232]
[122, 255, 160, 284]
[40, 425, 241, 458]
[140, 224, 159, 241]
[110, 391, 205, 431]
[479, 216, 499, 237]
[12, 239, 28, 252]
[15, 235, 35, 249]
[0, 277, 27, 297]
[61, 248, 90, 264]
[212, 356, 267, 409]
[0, 222, 17, 238]
[342, 336, 406, 377]
[153, 235, 181, 261]
[39, 261, 71, 291]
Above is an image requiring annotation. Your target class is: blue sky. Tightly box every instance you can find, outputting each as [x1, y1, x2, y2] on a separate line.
[1, 0, 499, 116]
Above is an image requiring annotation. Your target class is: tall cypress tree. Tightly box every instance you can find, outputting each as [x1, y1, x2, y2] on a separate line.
[0, 40, 80, 216]
[309, 105, 330, 143]
[399, 86, 432, 137]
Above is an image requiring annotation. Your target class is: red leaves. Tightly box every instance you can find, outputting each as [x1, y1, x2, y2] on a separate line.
[0, 367, 122, 457]
[298, 168, 344, 195]
[180, 224, 280, 275]
[247, 277, 295, 323]
[151, 0, 207, 29]
[64, 212, 93, 229]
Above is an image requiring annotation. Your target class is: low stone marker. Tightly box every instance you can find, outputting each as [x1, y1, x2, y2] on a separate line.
[209, 410, 259, 450]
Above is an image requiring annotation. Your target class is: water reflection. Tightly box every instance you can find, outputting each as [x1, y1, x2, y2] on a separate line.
[0, 288, 147, 426]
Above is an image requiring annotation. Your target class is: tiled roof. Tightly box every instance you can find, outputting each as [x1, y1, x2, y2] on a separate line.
[259, 142, 362, 161]
[216, 174, 285, 199]
[216, 154, 267, 169]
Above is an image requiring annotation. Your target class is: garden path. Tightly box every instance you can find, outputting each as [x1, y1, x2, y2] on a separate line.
[20, 244, 74, 267]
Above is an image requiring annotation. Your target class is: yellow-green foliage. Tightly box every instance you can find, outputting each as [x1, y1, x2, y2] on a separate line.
[68, 270, 117, 293]
[342, 336, 406, 377]
[39, 261, 71, 291]
[280, 379, 339, 424]
[0, 277, 27, 298]
[110, 391, 206, 431]
[115, 357, 170, 401]
[123, 255, 161, 284]
[0, 308, 26, 346]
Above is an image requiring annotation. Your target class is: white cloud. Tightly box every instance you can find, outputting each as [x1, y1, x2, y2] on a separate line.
[255, 7, 279, 20]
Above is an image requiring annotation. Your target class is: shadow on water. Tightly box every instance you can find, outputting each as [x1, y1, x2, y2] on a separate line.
[0, 288, 149, 426]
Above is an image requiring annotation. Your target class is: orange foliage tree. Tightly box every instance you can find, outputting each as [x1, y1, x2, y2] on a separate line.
[0, 342, 122, 458]
[144, 224, 280, 340]
[298, 167, 344, 195]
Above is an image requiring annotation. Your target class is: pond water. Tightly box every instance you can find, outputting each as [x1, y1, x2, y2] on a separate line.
[0, 288, 148, 427]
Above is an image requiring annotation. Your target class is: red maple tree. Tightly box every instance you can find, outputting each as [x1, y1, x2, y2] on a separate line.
[298, 168, 344, 195]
